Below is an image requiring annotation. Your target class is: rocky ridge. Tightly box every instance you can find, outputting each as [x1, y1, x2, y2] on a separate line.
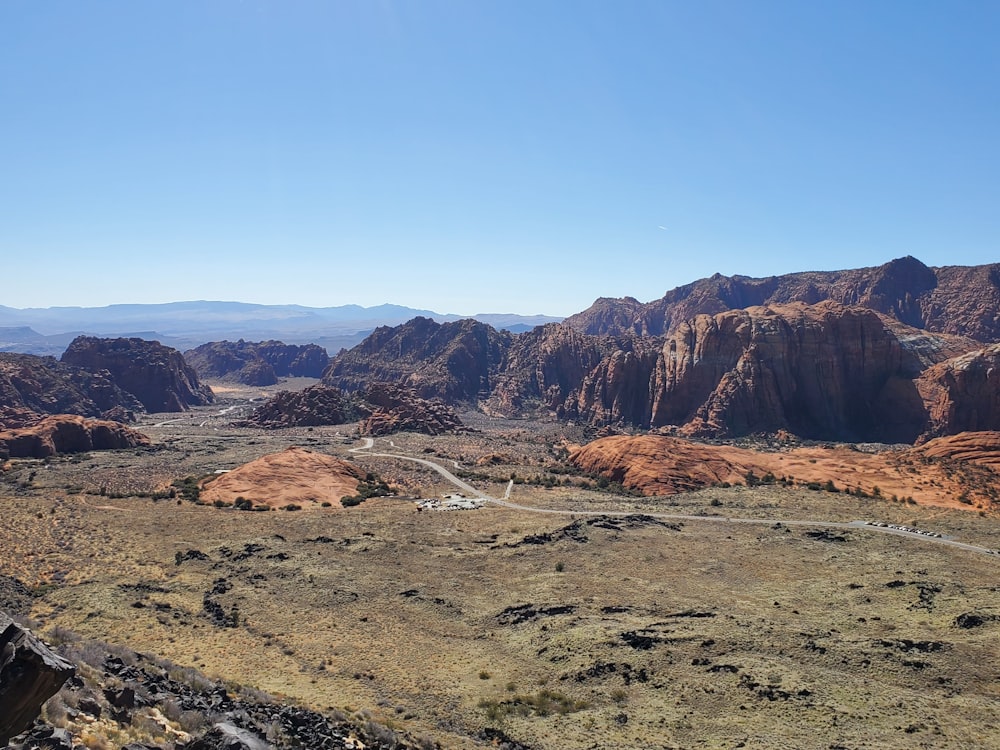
[322, 317, 511, 403]
[0, 353, 144, 425]
[237, 384, 360, 428]
[481, 324, 623, 418]
[328, 301, 993, 441]
[62, 337, 213, 413]
[359, 383, 465, 436]
[564, 256, 1000, 342]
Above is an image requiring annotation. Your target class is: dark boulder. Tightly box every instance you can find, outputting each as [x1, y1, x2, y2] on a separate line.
[0, 613, 75, 745]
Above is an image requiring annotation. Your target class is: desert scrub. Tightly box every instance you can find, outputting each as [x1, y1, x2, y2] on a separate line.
[171, 474, 212, 503]
[479, 688, 589, 720]
[341, 471, 392, 507]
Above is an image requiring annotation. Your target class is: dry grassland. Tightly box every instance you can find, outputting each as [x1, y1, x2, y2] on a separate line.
[2, 386, 999, 749]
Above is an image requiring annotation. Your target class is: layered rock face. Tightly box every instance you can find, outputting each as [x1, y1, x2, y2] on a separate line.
[62, 336, 213, 412]
[323, 317, 511, 402]
[0, 415, 151, 459]
[184, 340, 329, 385]
[318, 301, 996, 441]
[483, 323, 621, 417]
[0, 353, 144, 423]
[359, 383, 464, 436]
[238, 384, 359, 428]
[916, 344, 1000, 439]
[565, 257, 1000, 343]
[571, 302, 923, 441]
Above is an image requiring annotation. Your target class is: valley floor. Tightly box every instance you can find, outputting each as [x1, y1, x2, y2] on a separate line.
[2, 393, 1000, 748]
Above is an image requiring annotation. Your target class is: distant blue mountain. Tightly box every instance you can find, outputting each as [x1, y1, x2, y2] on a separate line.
[0, 301, 562, 356]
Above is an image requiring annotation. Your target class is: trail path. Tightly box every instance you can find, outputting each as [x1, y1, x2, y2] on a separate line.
[351, 438, 1000, 557]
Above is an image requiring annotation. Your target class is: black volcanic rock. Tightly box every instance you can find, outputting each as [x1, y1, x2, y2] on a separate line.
[323, 317, 511, 402]
[62, 337, 213, 412]
[184, 340, 329, 384]
[238, 384, 360, 428]
[0, 577, 33, 617]
[360, 382, 464, 436]
[0, 613, 75, 745]
[565, 257, 1000, 343]
[0, 353, 144, 424]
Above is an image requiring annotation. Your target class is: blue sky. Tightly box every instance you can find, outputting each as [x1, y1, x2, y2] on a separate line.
[1, 1, 998, 316]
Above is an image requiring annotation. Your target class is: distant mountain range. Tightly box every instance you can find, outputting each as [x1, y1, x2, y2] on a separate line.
[0, 302, 562, 357]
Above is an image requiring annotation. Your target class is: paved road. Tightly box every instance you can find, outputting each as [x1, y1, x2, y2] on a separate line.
[351, 438, 1000, 558]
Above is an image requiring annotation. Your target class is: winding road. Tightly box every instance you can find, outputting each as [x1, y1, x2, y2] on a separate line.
[351, 437, 1000, 557]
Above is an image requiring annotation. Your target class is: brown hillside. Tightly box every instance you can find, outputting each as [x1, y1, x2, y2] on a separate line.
[199, 447, 363, 509]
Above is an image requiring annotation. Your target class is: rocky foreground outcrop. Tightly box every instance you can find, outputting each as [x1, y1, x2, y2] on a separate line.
[0, 415, 151, 459]
[184, 340, 329, 385]
[4, 630, 431, 750]
[0, 613, 75, 745]
[62, 336, 213, 413]
[569, 431, 1000, 510]
[323, 316, 511, 402]
[0, 353, 144, 424]
[360, 383, 465, 436]
[565, 256, 1000, 342]
[199, 446, 363, 509]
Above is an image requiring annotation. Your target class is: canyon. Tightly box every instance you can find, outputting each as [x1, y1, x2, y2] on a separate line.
[3, 256, 1000, 749]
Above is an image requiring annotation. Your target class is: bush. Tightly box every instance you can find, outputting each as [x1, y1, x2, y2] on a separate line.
[170, 476, 205, 503]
